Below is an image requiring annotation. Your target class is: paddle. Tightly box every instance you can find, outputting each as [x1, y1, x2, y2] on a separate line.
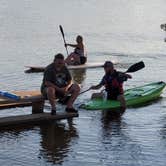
[81, 61, 145, 94]
[125, 61, 145, 73]
[59, 25, 69, 56]
[79, 88, 91, 95]
[58, 88, 91, 104]
[0, 91, 20, 100]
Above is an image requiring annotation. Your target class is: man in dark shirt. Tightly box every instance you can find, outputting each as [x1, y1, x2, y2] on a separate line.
[41, 53, 80, 115]
[90, 61, 132, 112]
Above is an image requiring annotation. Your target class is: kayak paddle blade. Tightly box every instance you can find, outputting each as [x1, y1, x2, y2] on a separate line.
[59, 25, 65, 38]
[126, 61, 145, 73]
[59, 25, 69, 56]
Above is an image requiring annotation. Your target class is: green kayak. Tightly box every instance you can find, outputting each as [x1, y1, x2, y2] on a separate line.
[81, 81, 166, 110]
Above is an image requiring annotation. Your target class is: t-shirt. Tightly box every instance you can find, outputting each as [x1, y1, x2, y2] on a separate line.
[41, 63, 72, 91]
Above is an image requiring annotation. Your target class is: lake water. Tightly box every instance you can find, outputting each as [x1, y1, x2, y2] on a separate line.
[0, 0, 166, 165]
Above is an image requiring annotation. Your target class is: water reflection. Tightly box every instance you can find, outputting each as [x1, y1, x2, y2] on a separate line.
[160, 115, 166, 148]
[39, 120, 78, 165]
[102, 109, 123, 122]
[0, 121, 78, 166]
[70, 69, 86, 85]
[0, 125, 35, 139]
[101, 110, 124, 139]
[100, 110, 144, 166]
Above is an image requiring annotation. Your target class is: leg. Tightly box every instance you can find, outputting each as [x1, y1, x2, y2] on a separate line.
[46, 87, 56, 114]
[65, 53, 75, 65]
[80, 57, 87, 65]
[65, 53, 81, 65]
[66, 84, 80, 109]
[117, 95, 126, 113]
[71, 54, 81, 65]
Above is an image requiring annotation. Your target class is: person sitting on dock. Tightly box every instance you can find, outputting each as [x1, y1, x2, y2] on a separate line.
[41, 53, 80, 115]
[65, 35, 87, 65]
[90, 61, 132, 112]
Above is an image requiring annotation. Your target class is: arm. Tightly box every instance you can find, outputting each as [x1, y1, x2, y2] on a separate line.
[45, 81, 62, 91]
[65, 43, 78, 48]
[45, 80, 71, 94]
[91, 76, 105, 90]
[124, 73, 132, 79]
[44, 69, 64, 91]
[65, 69, 72, 87]
[66, 43, 83, 49]
[118, 72, 132, 82]
[65, 80, 72, 89]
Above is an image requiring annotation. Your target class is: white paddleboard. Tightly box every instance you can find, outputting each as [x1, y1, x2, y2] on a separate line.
[25, 62, 113, 73]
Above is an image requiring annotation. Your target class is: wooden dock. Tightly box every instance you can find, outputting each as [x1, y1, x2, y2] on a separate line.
[0, 112, 78, 128]
[0, 90, 79, 128]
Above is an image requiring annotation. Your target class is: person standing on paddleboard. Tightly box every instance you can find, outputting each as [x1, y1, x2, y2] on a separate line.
[90, 61, 132, 112]
[41, 53, 80, 115]
[65, 35, 87, 65]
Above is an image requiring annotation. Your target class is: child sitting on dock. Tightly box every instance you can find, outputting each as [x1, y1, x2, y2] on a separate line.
[41, 53, 80, 115]
[65, 35, 87, 65]
[90, 61, 132, 112]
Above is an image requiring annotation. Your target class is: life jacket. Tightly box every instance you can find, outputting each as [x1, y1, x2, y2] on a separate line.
[103, 70, 124, 98]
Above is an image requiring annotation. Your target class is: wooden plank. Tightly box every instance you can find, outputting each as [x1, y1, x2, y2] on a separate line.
[13, 90, 41, 97]
[0, 90, 43, 109]
[0, 102, 32, 110]
[0, 112, 79, 127]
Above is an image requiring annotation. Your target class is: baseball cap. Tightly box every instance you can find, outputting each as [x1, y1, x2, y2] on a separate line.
[103, 61, 114, 68]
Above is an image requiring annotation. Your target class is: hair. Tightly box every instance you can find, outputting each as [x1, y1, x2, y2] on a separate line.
[54, 53, 64, 61]
[76, 35, 83, 43]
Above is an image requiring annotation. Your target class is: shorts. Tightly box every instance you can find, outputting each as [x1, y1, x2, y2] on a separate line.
[80, 56, 87, 65]
[107, 92, 123, 100]
[41, 85, 72, 100]
[41, 87, 65, 100]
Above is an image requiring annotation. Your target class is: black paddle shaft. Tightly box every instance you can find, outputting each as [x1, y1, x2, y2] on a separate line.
[125, 61, 145, 73]
[59, 25, 69, 56]
[59, 25, 65, 40]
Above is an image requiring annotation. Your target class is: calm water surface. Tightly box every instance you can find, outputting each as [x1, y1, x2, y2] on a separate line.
[0, 0, 166, 165]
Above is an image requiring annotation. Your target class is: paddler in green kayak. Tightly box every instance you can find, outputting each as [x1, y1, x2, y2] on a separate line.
[90, 61, 132, 112]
